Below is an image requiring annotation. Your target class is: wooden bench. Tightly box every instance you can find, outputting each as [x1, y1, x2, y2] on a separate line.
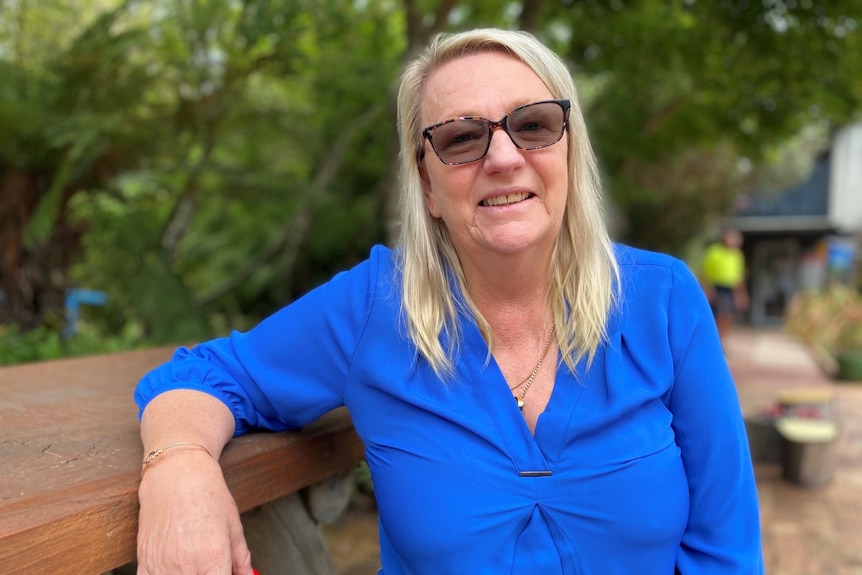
[0, 347, 367, 575]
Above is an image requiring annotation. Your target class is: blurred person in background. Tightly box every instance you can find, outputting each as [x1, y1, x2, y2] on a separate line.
[702, 226, 750, 342]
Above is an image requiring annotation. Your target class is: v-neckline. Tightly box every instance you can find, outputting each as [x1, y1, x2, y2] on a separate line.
[460, 317, 586, 474]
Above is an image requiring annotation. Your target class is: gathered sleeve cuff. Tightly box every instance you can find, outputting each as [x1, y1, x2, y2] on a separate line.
[134, 246, 388, 436]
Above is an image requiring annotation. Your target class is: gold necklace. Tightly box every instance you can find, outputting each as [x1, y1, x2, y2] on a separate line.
[513, 322, 555, 411]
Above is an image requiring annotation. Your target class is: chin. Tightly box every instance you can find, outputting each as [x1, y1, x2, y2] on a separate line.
[487, 235, 545, 255]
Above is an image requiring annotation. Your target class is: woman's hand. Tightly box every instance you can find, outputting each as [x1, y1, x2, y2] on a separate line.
[136, 450, 254, 575]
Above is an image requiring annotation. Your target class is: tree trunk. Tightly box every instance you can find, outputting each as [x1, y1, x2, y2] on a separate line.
[519, 0, 547, 33]
[0, 170, 83, 329]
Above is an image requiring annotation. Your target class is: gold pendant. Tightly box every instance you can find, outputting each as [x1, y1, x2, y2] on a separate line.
[516, 397, 525, 410]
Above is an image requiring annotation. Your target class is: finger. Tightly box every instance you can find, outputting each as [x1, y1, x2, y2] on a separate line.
[232, 546, 254, 575]
[230, 524, 254, 575]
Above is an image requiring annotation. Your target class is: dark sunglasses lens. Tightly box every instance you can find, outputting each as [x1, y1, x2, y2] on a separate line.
[431, 119, 489, 164]
[508, 102, 566, 149]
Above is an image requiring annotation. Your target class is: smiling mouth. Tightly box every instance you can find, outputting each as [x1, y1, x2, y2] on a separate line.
[480, 192, 533, 207]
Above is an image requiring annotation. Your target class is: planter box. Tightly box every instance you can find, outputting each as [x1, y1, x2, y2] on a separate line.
[745, 416, 783, 464]
[775, 418, 839, 487]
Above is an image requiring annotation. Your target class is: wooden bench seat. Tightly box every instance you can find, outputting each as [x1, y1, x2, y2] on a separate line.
[0, 348, 366, 575]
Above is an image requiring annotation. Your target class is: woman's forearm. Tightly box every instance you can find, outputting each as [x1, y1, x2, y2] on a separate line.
[141, 389, 236, 461]
[137, 389, 254, 575]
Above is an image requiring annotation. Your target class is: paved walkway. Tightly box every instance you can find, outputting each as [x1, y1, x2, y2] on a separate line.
[323, 327, 862, 574]
[726, 328, 862, 575]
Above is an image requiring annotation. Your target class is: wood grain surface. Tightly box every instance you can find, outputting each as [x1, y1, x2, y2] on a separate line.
[0, 348, 365, 575]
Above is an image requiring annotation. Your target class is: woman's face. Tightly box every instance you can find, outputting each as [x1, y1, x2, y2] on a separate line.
[419, 51, 569, 262]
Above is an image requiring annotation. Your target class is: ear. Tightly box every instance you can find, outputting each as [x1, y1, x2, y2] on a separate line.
[419, 159, 442, 218]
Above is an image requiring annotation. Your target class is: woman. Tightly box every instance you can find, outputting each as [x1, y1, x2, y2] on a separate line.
[135, 29, 764, 574]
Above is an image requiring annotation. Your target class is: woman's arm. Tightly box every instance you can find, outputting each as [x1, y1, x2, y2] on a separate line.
[141, 389, 234, 458]
[667, 262, 764, 574]
[137, 389, 254, 575]
[132, 248, 388, 573]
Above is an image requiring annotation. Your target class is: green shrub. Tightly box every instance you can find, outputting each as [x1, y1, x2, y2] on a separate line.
[0, 323, 145, 366]
[785, 285, 862, 356]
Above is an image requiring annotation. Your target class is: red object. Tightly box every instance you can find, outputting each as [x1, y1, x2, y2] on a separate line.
[253, 570, 260, 575]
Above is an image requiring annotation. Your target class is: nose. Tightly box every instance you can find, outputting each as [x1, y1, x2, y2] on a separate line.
[483, 126, 524, 171]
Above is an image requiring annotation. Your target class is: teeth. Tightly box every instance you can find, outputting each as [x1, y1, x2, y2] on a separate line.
[481, 193, 530, 207]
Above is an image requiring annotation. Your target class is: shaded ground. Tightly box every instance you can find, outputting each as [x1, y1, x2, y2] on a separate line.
[322, 327, 862, 575]
[321, 499, 380, 575]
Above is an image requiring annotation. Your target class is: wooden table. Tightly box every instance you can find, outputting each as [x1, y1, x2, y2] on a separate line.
[0, 348, 366, 575]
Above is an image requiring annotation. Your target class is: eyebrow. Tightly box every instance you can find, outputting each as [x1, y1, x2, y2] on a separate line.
[433, 98, 552, 123]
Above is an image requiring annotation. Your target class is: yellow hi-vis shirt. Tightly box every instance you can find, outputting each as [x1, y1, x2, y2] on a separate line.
[702, 243, 744, 288]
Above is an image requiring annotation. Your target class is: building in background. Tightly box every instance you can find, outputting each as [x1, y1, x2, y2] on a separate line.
[731, 123, 862, 327]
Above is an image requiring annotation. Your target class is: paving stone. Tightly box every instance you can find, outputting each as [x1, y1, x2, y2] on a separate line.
[729, 328, 862, 575]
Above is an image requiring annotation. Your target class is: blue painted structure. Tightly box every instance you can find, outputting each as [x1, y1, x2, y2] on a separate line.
[735, 155, 830, 221]
[63, 288, 108, 338]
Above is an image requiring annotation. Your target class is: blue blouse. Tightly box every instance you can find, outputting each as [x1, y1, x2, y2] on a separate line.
[135, 244, 764, 574]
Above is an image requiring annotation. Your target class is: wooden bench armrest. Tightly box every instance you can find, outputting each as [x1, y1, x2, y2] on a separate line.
[0, 408, 364, 575]
[223, 409, 364, 513]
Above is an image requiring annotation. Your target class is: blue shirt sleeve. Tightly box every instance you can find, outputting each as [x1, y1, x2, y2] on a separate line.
[134, 246, 385, 435]
[666, 260, 764, 573]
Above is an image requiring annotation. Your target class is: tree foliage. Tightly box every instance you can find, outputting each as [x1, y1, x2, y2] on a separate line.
[550, 0, 862, 253]
[0, 0, 859, 360]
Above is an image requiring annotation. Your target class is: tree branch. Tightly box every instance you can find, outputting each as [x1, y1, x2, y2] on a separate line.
[194, 106, 381, 308]
[160, 115, 219, 260]
[518, 0, 546, 33]
[403, 0, 425, 52]
[428, 0, 458, 39]
[642, 96, 686, 137]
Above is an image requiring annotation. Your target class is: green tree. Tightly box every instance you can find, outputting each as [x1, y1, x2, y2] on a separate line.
[2, 0, 406, 340]
[1, 0, 859, 356]
[0, 0, 161, 329]
[549, 0, 862, 253]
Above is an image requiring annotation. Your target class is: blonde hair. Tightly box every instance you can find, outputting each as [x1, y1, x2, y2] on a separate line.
[396, 28, 619, 378]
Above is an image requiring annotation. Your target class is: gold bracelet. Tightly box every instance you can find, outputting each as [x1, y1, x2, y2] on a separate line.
[140, 441, 213, 479]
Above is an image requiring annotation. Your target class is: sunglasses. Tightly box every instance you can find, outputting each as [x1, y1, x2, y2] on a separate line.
[421, 99, 571, 166]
